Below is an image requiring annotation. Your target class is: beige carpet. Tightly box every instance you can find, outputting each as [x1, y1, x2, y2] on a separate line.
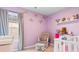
[22, 46, 53, 52]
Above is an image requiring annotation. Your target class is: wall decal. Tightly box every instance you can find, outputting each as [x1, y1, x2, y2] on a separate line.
[39, 20, 43, 23]
[29, 18, 33, 22]
[35, 14, 38, 17]
[42, 16, 47, 19]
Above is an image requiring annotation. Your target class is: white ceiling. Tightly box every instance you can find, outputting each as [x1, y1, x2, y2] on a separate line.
[24, 7, 66, 16]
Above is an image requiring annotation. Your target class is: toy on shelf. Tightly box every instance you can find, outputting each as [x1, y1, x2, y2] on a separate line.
[56, 19, 60, 23]
[56, 14, 79, 24]
[62, 17, 66, 22]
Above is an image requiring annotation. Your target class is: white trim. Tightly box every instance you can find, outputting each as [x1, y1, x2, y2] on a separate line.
[11, 48, 19, 52]
[13, 49, 18, 52]
[24, 45, 35, 49]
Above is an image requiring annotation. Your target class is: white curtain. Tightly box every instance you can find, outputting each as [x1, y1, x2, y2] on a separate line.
[18, 14, 24, 51]
[0, 8, 23, 51]
[0, 9, 8, 35]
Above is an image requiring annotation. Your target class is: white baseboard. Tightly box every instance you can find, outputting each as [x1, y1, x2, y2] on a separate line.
[24, 45, 35, 49]
[10, 49, 18, 52]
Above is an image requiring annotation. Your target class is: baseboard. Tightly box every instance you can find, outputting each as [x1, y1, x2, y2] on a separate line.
[24, 45, 35, 49]
[10, 49, 19, 52]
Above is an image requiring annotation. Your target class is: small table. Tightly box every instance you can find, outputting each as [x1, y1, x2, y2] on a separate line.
[35, 43, 45, 51]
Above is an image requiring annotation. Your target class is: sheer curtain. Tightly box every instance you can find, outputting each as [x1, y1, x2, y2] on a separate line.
[0, 8, 23, 51]
[18, 14, 24, 51]
[8, 11, 23, 51]
[0, 9, 8, 35]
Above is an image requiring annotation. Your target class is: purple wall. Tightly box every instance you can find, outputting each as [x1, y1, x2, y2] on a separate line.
[47, 7, 79, 38]
[3, 7, 79, 47]
[23, 12, 47, 47]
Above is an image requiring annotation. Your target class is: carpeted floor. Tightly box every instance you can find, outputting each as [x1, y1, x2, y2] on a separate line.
[22, 46, 53, 52]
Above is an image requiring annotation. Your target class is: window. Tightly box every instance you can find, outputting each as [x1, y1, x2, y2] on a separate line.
[8, 22, 19, 39]
[8, 11, 19, 39]
[8, 11, 18, 22]
[0, 10, 20, 41]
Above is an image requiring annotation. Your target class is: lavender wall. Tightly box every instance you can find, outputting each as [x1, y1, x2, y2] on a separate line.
[47, 7, 79, 38]
[3, 7, 79, 48]
[23, 12, 47, 47]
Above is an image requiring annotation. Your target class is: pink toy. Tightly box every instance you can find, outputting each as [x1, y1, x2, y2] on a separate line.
[55, 34, 60, 38]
